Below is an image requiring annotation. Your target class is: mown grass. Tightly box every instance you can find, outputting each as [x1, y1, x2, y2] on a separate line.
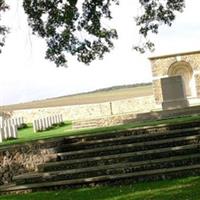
[1, 114, 200, 147]
[0, 121, 72, 147]
[1, 176, 200, 200]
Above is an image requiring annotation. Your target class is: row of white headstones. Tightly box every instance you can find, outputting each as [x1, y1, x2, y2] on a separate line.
[33, 114, 64, 133]
[0, 114, 64, 143]
[0, 117, 25, 143]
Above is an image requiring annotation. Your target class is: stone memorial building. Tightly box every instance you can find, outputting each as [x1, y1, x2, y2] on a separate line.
[149, 50, 200, 107]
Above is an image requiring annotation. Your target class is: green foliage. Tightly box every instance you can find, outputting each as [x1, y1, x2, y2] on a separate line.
[0, 0, 9, 53]
[0, 0, 186, 66]
[18, 123, 28, 129]
[23, 0, 118, 67]
[134, 0, 185, 53]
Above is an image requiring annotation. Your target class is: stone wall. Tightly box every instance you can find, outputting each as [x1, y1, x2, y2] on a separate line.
[195, 74, 200, 97]
[11, 96, 156, 123]
[0, 138, 64, 185]
[111, 96, 156, 115]
[150, 51, 200, 104]
[152, 79, 163, 103]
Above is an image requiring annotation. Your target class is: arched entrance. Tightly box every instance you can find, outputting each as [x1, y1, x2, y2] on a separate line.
[168, 61, 193, 97]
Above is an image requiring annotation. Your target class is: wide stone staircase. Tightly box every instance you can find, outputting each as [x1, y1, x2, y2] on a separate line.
[1, 121, 200, 194]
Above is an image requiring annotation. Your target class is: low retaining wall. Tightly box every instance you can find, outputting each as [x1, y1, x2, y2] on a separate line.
[73, 103, 200, 129]
[11, 96, 156, 123]
[0, 138, 64, 185]
[111, 96, 156, 115]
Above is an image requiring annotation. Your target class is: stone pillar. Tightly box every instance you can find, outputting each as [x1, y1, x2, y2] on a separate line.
[195, 73, 200, 97]
[152, 79, 163, 104]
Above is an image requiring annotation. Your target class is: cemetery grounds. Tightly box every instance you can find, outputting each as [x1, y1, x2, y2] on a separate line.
[1, 115, 200, 199]
[1, 84, 200, 199]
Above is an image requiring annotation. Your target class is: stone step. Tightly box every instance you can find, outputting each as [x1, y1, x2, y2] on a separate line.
[72, 118, 200, 130]
[56, 127, 200, 152]
[39, 143, 200, 171]
[64, 121, 200, 144]
[72, 119, 103, 129]
[14, 153, 200, 185]
[2, 120, 200, 195]
[72, 124, 98, 129]
[56, 134, 200, 160]
[3, 163, 200, 193]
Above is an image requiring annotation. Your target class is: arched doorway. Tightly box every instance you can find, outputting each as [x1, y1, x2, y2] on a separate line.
[168, 61, 193, 97]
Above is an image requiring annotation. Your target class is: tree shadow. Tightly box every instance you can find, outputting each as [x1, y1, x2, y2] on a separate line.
[1, 176, 200, 200]
[0, 137, 64, 187]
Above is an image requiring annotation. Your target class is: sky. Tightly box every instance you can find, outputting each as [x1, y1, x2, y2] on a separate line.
[0, 0, 200, 106]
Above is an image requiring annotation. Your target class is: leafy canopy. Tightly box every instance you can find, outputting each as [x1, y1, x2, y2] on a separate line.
[0, 0, 185, 66]
[0, 0, 9, 53]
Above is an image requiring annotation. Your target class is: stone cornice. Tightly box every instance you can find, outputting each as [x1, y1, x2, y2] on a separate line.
[149, 50, 200, 60]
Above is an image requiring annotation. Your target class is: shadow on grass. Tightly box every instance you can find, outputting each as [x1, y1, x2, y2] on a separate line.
[1, 176, 200, 200]
[2, 115, 200, 148]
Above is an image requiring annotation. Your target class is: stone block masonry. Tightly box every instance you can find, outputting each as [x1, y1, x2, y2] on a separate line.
[0, 138, 64, 185]
[11, 96, 156, 123]
[149, 50, 200, 104]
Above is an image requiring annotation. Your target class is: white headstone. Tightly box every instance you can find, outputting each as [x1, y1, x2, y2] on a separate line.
[33, 120, 38, 133]
[3, 126, 9, 139]
[15, 118, 18, 127]
[45, 117, 50, 129]
[7, 125, 12, 138]
[11, 118, 15, 126]
[49, 116, 53, 126]
[42, 118, 47, 130]
[0, 128, 3, 143]
[57, 115, 61, 123]
[11, 125, 17, 138]
[38, 119, 43, 131]
[59, 114, 63, 123]
[1, 128, 5, 140]
[0, 120, 3, 128]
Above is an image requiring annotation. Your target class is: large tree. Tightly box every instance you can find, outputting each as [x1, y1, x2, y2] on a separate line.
[0, 0, 185, 66]
[0, 0, 9, 53]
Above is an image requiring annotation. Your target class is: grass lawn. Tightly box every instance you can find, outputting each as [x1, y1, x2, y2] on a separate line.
[0, 122, 72, 147]
[2, 114, 200, 147]
[1, 176, 200, 200]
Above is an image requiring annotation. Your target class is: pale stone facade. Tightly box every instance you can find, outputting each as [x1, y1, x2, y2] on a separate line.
[149, 50, 200, 104]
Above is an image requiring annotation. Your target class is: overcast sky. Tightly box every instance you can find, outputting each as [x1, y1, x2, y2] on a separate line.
[0, 0, 200, 106]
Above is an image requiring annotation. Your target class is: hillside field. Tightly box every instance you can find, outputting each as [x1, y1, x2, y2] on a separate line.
[0, 84, 153, 111]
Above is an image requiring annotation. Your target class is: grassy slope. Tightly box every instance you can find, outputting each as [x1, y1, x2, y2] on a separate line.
[0, 84, 153, 111]
[1, 176, 200, 200]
